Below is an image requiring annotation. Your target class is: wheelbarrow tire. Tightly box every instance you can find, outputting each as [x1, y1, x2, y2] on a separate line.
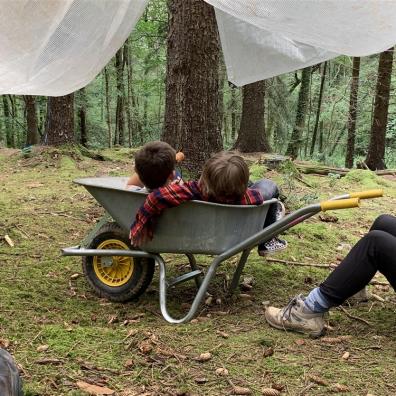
[82, 222, 155, 302]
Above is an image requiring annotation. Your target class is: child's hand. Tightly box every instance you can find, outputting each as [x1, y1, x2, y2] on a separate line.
[170, 176, 184, 186]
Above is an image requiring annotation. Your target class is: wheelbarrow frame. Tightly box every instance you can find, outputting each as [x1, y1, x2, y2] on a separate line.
[62, 177, 382, 324]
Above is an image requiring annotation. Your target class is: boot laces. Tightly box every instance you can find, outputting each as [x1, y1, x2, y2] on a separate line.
[281, 296, 299, 320]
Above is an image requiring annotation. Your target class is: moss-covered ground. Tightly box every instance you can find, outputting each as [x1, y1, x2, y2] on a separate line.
[0, 147, 395, 395]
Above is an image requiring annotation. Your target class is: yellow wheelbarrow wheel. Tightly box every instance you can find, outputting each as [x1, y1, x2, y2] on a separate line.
[82, 222, 155, 302]
[93, 239, 134, 287]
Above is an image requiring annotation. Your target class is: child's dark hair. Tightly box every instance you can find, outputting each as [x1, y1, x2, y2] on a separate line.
[134, 141, 176, 189]
[200, 151, 249, 201]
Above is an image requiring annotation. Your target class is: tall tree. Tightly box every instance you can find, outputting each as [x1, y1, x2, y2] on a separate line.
[78, 88, 88, 147]
[345, 57, 361, 168]
[114, 48, 126, 146]
[104, 67, 112, 148]
[285, 67, 311, 159]
[162, 0, 222, 175]
[365, 48, 394, 170]
[2, 96, 13, 147]
[23, 96, 40, 145]
[45, 94, 74, 146]
[234, 81, 271, 152]
[310, 61, 327, 156]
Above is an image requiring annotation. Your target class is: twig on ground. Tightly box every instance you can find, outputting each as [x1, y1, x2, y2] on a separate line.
[265, 258, 331, 269]
[337, 306, 371, 326]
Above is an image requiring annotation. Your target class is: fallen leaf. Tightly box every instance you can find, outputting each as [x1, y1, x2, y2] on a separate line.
[215, 367, 229, 376]
[205, 296, 213, 306]
[239, 293, 254, 300]
[333, 383, 349, 393]
[261, 388, 280, 396]
[124, 359, 134, 368]
[216, 330, 229, 339]
[0, 339, 10, 349]
[35, 358, 62, 365]
[194, 377, 207, 384]
[263, 347, 274, 358]
[138, 340, 152, 355]
[70, 273, 81, 280]
[37, 344, 49, 352]
[107, 315, 118, 324]
[4, 234, 14, 247]
[232, 386, 252, 395]
[76, 381, 115, 395]
[308, 374, 328, 386]
[342, 351, 350, 360]
[295, 339, 305, 346]
[196, 352, 212, 362]
[321, 335, 351, 344]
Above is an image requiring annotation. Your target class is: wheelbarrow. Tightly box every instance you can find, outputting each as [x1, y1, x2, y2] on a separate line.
[62, 177, 383, 324]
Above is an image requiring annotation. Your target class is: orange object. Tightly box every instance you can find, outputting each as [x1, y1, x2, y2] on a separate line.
[176, 151, 185, 162]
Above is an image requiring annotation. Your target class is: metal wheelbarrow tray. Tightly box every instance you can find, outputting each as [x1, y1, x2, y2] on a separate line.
[62, 177, 383, 323]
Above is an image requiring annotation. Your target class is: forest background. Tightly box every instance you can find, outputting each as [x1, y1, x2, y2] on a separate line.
[0, 0, 395, 172]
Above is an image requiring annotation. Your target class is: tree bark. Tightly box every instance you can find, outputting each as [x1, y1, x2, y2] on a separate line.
[2, 96, 13, 147]
[114, 48, 125, 146]
[365, 47, 394, 170]
[234, 81, 271, 153]
[104, 67, 112, 148]
[230, 87, 237, 142]
[345, 57, 361, 168]
[162, 0, 222, 175]
[285, 67, 311, 159]
[310, 61, 327, 156]
[45, 94, 74, 146]
[23, 96, 39, 145]
[78, 88, 88, 147]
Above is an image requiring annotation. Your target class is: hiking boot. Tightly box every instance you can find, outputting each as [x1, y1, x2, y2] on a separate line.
[258, 237, 288, 255]
[265, 295, 325, 337]
[275, 201, 286, 222]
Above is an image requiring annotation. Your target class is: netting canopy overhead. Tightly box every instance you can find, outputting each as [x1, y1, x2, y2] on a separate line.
[0, 0, 148, 96]
[209, 0, 396, 86]
[1, 0, 396, 95]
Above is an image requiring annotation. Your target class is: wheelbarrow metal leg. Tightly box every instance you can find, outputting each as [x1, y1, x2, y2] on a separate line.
[186, 253, 202, 289]
[157, 255, 224, 324]
[228, 249, 251, 295]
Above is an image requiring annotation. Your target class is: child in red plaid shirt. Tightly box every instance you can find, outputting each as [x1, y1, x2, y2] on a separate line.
[130, 151, 286, 252]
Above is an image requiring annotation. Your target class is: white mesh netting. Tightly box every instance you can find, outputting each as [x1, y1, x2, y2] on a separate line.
[1, 0, 396, 94]
[0, 0, 148, 95]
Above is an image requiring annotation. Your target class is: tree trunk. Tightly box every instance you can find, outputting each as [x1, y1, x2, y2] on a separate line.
[234, 81, 271, 153]
[162, 0, 222, 175]
[345, 57, 361, 168]
[230, 87, 237, 142]
[78, 88, 88, 147]
[285, 67, 311, 159]
[114, 48, 125, 146]
[2, 96, 13, 147]
[45, 94, 74, 146]
[365, 47, 394, 170]
[310, 61, 327, 156]
[104, 67, 112, 148]
[23, 96, 39, 145]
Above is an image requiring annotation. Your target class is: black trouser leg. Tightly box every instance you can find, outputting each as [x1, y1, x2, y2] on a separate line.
[319, 228, 396, 306]
[370, 214, 396, 236]
[250, 179, 279, 251]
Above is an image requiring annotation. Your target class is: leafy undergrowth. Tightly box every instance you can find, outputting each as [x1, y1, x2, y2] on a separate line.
[0, 146, 395, 395]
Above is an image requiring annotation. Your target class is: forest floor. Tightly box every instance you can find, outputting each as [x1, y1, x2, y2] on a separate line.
[0, 146, 396, 396]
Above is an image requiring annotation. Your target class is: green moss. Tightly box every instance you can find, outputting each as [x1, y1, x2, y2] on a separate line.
[249, 163, 267, 181]
[341, 169, 390, 189]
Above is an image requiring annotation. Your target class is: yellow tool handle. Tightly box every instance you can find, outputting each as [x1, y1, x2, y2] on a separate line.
[349, 189, 383, 199]
[321, 198, 360, 211]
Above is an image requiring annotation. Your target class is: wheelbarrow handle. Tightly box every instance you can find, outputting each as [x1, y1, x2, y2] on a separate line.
[349, 189, 383, 199]
[320, 197, 360, 211]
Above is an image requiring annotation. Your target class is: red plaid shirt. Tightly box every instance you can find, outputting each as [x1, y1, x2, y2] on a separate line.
[130, 181, 264, 246]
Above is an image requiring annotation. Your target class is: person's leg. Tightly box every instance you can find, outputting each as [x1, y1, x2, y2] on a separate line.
[265, 229, 396, 335]
[370, 214, 396, 236]
[250, 179, 279, 227]
[319, 229, 396, 306]
[250, 179, 287, 254]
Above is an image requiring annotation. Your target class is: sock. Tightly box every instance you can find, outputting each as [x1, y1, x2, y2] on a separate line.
[304, 287, 331, 313]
